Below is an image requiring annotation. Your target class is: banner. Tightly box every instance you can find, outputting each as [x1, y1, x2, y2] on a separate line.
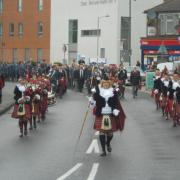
[146, 71, 155, 90]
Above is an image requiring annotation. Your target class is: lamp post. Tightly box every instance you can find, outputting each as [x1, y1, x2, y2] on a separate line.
[128, 0, 137, 66]
[128, 0, 132, 66]
[97, 15, 110, 63]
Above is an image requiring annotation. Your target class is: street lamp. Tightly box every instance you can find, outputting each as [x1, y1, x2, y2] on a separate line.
[97, 14, 110, 63]
[128, 0, 136, 66]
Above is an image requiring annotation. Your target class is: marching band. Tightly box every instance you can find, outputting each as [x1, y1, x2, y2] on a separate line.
[152, 69, 180, 127]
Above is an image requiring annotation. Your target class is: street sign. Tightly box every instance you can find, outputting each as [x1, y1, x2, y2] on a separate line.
[158, 43, 168, 54]
[62, 44, 67, 53]
[147, 10, 156, 20]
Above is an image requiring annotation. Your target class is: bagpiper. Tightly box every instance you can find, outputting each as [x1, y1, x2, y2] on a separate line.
[11, 78, 31, 137]
[90, 76, 126, 157]
[152, 69, 162, 110]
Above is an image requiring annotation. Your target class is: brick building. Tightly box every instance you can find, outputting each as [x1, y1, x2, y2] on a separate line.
[0, 0, 50, 63]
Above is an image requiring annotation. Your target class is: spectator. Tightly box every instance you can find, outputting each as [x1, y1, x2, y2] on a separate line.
[0, 74, 5, 104]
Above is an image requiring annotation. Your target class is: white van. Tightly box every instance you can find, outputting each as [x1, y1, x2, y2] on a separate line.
[157, 62, 173, 74]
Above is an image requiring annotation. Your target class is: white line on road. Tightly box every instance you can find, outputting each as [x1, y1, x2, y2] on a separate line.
[86, 139, 100, 154]
[87, 163, 99, 180]
[56, 163, 83, 180]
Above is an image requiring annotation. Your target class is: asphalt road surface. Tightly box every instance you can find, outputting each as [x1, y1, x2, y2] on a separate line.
[0, 90, 180, 180]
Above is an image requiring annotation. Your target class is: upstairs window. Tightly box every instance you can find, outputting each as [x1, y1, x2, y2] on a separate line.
[0, 23, 3, 38]
[0, 0, 3, 14]
[38, 22, 43, 37]
[159, 13, 179, 35]
[17, 0, 23, 12]
[81, 29, 101, 37]
[18, 23, 23, 37]
[9, 23, 14, 37]
[38, 0, 43, 11]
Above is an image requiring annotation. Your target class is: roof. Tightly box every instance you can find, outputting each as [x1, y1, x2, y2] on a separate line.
[144, 0, 180, 13]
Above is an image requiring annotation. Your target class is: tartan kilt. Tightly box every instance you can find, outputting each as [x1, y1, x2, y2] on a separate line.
[165, 99, 174, 116]
[41, 97, 48, 112]
[173, 102, 180, 120]
[94, 114, 125, 133]
[11, 104, 31, 120]
[161, 95, 167, 108]
[32, 103, 41, 116]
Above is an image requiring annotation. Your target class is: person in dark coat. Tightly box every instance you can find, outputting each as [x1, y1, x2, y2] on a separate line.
[90, 77, 126, 157]
[130, 66, 141, 98]
[77, 64, 85, 92]
[0, 74, 5, 104]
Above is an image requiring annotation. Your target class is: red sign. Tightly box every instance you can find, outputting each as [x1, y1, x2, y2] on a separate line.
[141, 38, 180, 46]
[144, 50, 180, 55]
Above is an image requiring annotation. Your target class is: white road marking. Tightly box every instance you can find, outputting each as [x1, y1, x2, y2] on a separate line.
[56, 163, 83, 180]
[86, 139, 100, 154]
[95, 131, 99, 136]
[87, 163, 100, 180]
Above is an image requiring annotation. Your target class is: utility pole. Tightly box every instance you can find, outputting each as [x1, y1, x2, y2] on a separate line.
[129, 0, 132, 66]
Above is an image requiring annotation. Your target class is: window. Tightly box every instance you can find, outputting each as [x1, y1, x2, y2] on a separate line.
[37, 48, 42, 62]
[24, 48, 30, 62]
[0, 0, 3, 13]
[13, 48, 18, 63]
[100, 48, 105, 58]
[18, 23, 23, 37]
[38, 22, 43, 36]
[81, 29, 101, 37]
[9, 23, 14, 37]
[121, 17, 130, 50]
[38, 0, 43, 11]
[17, 0, 23, 12]
[0, 23, 3, 38]
[69, 20, 78, 43]
[159, 13, 179, 35]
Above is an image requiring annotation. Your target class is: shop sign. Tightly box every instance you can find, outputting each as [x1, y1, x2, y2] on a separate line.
[141, 39, 180, 46]
[80, 0, 117, 6]
[147, 27, 156, 36]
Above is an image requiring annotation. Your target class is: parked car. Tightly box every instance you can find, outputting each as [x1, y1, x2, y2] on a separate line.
[125, 66, 146, 86]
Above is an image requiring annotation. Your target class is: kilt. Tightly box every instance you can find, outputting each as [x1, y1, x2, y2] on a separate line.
[173, 102, 180, 121]
[11, 104, 31, 120]
[41, 97, 48, 112]
[32, 102, 41, 116]
[94, 114, 125, 133]
[165, 99, 174, 116]
[161, 95, 168, 108]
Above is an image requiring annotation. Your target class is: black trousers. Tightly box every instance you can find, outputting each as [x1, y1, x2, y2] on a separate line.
[78, 78, 84, 92]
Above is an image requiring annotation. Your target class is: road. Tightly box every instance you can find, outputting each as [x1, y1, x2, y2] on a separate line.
[0, 90, 180, 180]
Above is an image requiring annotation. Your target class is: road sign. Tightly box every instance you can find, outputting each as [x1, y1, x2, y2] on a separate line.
[62, 44, 67, 53]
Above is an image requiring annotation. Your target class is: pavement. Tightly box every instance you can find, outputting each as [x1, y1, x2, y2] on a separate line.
[0, 82, 16, 116]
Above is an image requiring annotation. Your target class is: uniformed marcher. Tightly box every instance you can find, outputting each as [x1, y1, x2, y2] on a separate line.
[90, 77, 126, 156]
[11, 78, 31, 137]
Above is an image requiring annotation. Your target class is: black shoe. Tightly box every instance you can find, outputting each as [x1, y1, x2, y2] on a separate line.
[100, 151, 107, 157]
[19, 134, 23, 138]
[24, 130, 28, 136]
[107, 145, 112, 152]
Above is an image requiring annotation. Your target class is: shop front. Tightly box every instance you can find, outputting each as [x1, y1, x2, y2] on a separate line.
[140, 38, 180, 70]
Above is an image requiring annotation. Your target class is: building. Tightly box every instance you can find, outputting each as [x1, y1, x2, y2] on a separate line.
[51, 0, 162, 65]
[140, 0, 180, 69]
[0, 0, 50, 63]
[0, 0, 164, 65]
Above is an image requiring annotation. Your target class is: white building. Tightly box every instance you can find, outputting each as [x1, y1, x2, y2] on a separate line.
[50, 0, 163, 65]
